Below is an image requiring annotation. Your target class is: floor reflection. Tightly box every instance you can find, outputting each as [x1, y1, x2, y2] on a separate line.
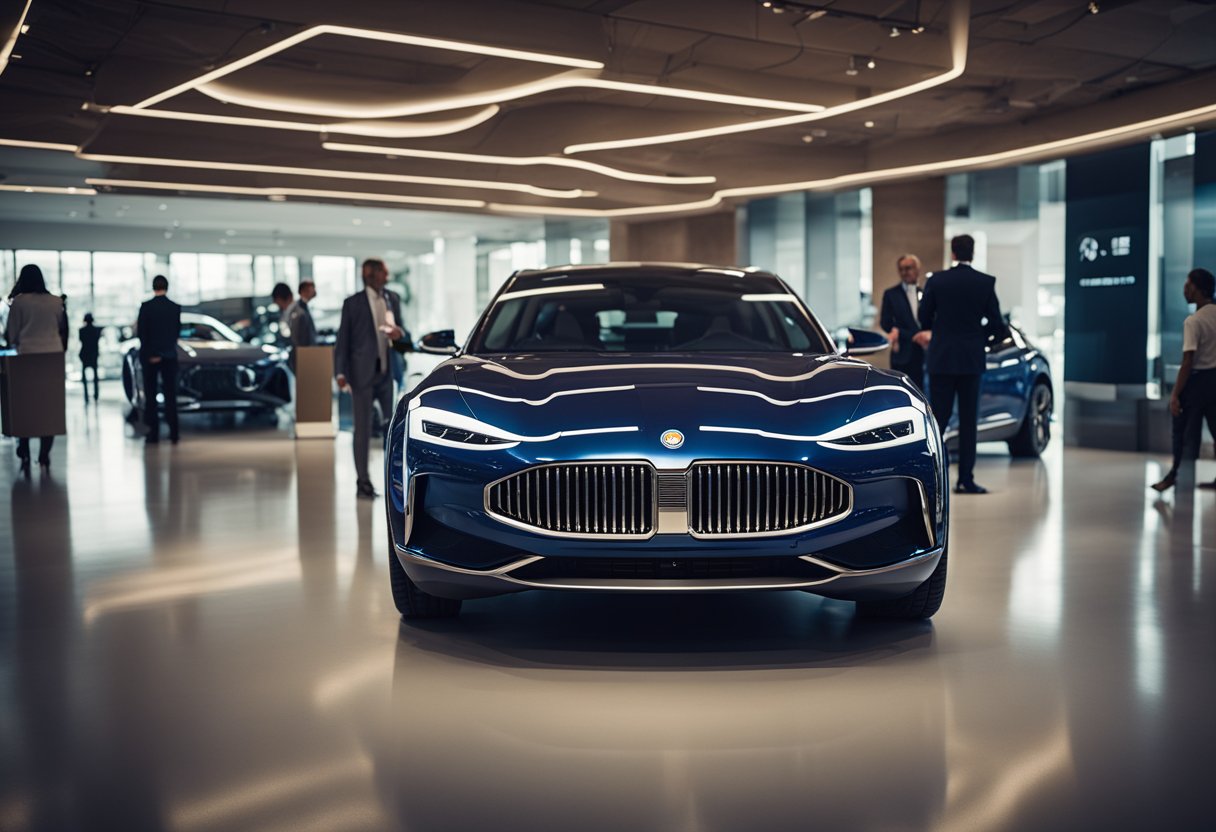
[1, 405, 1215, 831]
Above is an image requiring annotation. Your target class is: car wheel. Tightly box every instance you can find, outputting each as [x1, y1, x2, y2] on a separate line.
[386, 515, 462, 619]
[1008, 380, 1052, 458]
[856, 548, 947, 620]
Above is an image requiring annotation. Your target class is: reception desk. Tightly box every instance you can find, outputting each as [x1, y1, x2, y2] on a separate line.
[0, 351, 66, 438]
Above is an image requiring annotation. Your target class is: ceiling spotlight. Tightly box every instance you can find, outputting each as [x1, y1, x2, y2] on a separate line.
[912, 26, 925, 33]
[20, 24, 29, 34]
[1088, 2, 1100, 13]
[864, 120, 875, 128]
[806, 9, 828, 20]
[846, 56, 859, 76]
[866, 57, 877, 70]
[801, 134, 814, 143]
[889, 26, 901, 37]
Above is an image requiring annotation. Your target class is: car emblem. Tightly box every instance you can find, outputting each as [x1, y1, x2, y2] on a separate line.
[661, 429, 684, 449]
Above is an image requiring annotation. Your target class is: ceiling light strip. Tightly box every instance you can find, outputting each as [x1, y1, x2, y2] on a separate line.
[563, 0, 972, 154]
[85, 178, 486, 208]
[106, 104, 500, 139]
[491, 100, 1216, 218]
[0, 0, 32, 78]
[132, 24, 603, 110]
[321, 141, 716, 185]
[0, 137, 80, 151]
[0, 184, 97, 195]
[76, 152, 589, 199]
[196, 70, 825, 120]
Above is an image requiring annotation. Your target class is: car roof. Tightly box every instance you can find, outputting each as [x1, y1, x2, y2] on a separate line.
[506, 262, 784, 293]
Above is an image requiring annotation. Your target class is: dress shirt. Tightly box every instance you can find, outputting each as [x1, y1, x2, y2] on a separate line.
[365, 286, 388, 372]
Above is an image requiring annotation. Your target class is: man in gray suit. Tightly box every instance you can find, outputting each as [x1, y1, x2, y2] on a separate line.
[335, 258, 407, 498]
[286, 279, 317, 371]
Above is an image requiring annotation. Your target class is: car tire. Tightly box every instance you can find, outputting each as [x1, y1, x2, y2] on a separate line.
[386, 516, 462, 619]
[1008, 380, 1052, 458]
[856, 548, 947, 620]
[122, 358, 142, 423]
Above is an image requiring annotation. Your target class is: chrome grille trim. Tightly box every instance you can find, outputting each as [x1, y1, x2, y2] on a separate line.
[687, 461, 852, 539]
[485, 461, 656, 539]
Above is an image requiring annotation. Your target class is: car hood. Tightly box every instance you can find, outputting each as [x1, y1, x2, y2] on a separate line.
[178, 340, 276, 364]
[434, 353, 900, 439]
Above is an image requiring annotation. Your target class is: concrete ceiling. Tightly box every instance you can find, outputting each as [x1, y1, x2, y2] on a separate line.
[1, 0, 1214, 220]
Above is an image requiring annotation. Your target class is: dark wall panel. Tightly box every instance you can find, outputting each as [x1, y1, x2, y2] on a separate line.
[1064, 144, 1151, 385]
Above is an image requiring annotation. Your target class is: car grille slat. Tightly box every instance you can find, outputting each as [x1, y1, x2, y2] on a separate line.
[489, 462, 655, 537]
[688, 462, 849, 536]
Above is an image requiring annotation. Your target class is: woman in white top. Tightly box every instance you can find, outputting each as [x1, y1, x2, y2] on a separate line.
[1152, 267, 1216, 491]
[5, 264, 68, 473]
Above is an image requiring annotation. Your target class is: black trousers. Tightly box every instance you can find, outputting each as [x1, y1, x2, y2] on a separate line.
[929, 372, 982, 485]
[16, 437, 54, 464]
[1166, 368, 1216, 477]
[142, 357, 179, 441]
[351, 371, 394, 488]
[82, 361, 99, 401]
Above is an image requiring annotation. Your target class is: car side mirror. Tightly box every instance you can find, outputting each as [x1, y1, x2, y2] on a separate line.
[838, 327, 889, 357]
[418, 329, 458, 355]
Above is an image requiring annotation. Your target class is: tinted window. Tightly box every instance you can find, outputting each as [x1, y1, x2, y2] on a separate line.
[469, 274, 831, 354]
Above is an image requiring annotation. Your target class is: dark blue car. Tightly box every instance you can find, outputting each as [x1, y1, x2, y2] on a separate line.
[385, 264, 948, 620]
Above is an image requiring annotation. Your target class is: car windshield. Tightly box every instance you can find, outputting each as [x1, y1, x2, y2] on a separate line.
[180, 317, 242, 343]
[469, 273, 833, 354]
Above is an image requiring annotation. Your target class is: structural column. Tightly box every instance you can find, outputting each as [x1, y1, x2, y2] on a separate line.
[609, 212, 737, 265]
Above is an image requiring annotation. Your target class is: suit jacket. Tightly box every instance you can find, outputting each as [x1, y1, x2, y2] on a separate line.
[335, 288, 409, 389]
[917, 264, 1007, 375]
[137, 295, 182, 361]
[879, 283, 924, 371]
[5, 293, 67, 354]
[79, 323, 102, 364]
[287, 300, 317, 351]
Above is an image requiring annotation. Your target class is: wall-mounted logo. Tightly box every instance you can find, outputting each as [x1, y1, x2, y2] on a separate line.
[1079, 236, 1099, 262]
[660, 429, 684, 449]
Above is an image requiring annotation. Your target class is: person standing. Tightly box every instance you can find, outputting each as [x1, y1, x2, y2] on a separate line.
[5, 264, 68, 473]
[335, 258, 405, 498]
[79, 312, 102, 404]
[880, 254, 926, 392]
[136, 275, 182, 445]
[270, 282, 294, 345]
[286, 280, 317, 371]
[914, 234, 1008, 495]
[1152, 268, 1216, 492]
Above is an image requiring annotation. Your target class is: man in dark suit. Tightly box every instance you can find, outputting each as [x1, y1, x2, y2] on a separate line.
[286, 279, 318, 372]
[335, 258, 409, 498]
[914, 234, 1007, 494]
[79, 312, 102, 403]
[879, 253, 925, 392]
[136, 274, 182, 444]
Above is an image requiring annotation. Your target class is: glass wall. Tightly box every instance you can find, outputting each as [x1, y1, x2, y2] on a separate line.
[744, 189, 873, 331]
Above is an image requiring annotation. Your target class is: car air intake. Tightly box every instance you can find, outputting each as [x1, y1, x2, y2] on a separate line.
[487, 462, 655, 537]
[687, 462, 850, 536]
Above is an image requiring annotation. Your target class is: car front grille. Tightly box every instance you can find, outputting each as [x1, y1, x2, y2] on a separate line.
[486, 462, 655, 537]
[182, 366, 249, 397]
[687, 462, 850, 536]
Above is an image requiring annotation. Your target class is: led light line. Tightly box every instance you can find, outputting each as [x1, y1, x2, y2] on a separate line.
[107, 103, 500, 139]
[0, 184, 96, 195]
[76, 152, 589, 199]
[322, 141, 715, 185]
[85, 178, 486, 208]
[200, 71, 826, 120]
[491, 100, 1216, 218]
[563, 0, 971, 154]
[132, 24, 604, 110]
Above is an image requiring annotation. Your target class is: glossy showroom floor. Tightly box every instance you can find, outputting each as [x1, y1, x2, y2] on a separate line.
[1, 388, 1214, 832]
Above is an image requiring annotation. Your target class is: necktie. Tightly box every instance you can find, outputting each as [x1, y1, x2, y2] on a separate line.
[906, 283, 919, 319]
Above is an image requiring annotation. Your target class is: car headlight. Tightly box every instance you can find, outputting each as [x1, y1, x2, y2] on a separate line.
[816, 405, 926, 451]
[831, 420, 914, 446]
[421, 420, 512, 446]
